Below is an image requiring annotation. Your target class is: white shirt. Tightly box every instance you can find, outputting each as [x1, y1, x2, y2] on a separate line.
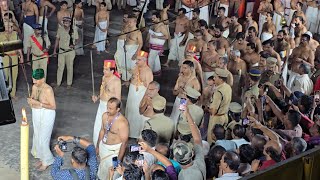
[291, 74, 313, 95]
[216, 173, 242, 180]
[231, 138, 250, 148]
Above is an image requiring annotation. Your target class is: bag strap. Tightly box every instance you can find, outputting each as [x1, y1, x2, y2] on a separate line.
[216, 90, 224, 114]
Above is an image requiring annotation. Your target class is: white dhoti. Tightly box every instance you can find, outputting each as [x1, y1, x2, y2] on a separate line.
[122, 44, 139, 81]
[246, 2, 255, 14]
[31, 108, 55, 166]
[222, 28, 229, 38]
[203, 71, 214, 85]
[261, 32, 273, 43]
[94, 21, 108, 52]
[38, 16, 48, 33]
[288, 9, 296, 26]
[149, 30, 165, 75]
[115, 39, 126, 78]
[75, 20, 84, 55]
[287, 70, 299, 89]
[182, 5, 209, 24]
[306, 6, 319, 33]
[23, 23, 34, 54]
[125, 84, 147, 138]
[93, 100, 107, 147]
[168, 32, 194, 64]
[97, 142, 122, 180]
[219, 4, 229, 17]
[127, 0, 136, 6]
[273, 12, 284, 33]
[169, 97, 181, 131]
[258, 14, 266, 38]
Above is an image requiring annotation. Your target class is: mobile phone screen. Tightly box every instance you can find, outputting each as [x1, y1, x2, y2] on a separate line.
[130, 144, 141, 152]
[179, 98, 187, 111]
[242, 118, 250, 125]
[112, 156, 118, 169]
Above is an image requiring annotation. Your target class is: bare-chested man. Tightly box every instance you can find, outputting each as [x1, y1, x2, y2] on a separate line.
[216, 56, 233, 86]
[294, 16, 307, 47]
[185, 30, 207, 59]
[165, 8, 192, 67]
[39, 0, 56, 33]
[243, 12, 258, 36]
[261, 12, 276, 42]
[274, 30, 291, 60]
[202, 40, 220, 83]
[139, 81, 161, 119]
[257, 0, 273, 37]
[97, 97, 129, 179]
[57, 1, 71, 28]
[262, 39, 281, 72]
[21, 0, 39, 54]
[199, 19, 213, 42]
[1, 0, 18, 26]
[122, 15, 143, 83]
[148, 11, 169, 75]
[94, 2, 109, 53]
[215, 7, 230, 38]
[170, 60, 200, 127]
[273, 0, 284, 32]
[288, 0, 298, 25]
[231, 32, 248, 56]
[214, 25, 230, 56]
[218, 0, 229, 16]
[247, 26, 263, 53]
[305, 31, 320, 53]
[282, 25, 295, 53]
[305, 1, 318, 33]
[74, 0, 84, 55]
[289, 34, 315, 73]
[228, 15, 242, 42]
[92, 60, 121, 148]
[243, 42, 260, 68]
[189, 8, 201, 35]
[27, 69, 55, 171]
[291, 2, 306, 25]
[125, 51, 153, 138]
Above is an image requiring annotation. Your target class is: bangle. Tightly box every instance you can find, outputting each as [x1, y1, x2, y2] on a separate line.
[73, 136, 80, 144]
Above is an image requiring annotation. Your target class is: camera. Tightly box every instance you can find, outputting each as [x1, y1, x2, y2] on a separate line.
[58, 140, 68, 152]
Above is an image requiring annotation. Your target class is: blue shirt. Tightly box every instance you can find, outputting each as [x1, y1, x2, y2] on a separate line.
[158, 159, 181, 174]
[51, 145, 98, 180]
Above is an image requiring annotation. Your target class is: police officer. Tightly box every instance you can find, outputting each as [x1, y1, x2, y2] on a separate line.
[53, 16, 78, 89]
[27, 23, 50, 80]
[243, 69, 261, 100]
[208, 68, 232, 145]
[0, 21, 23, 99]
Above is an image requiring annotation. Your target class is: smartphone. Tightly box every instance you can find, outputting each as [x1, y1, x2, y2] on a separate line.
[112, 156, 119, 169]
[130, 144, 141, 152]
[137, 154, 144, 167]
[179, 98, 187, 111]
[242, 118, 250, 126]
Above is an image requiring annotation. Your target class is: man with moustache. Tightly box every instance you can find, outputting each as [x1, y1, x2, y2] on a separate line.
[185, 30, 207, 60]
[243, 12, 258, 36]
[139, 81, 161, 119]
[294, 16, 307, 47]
[92, 60, 121, 148]
[148, 11, 169, 76]
[257, 0, 273, 37]
[242, 43, 260, 68]
[214, 25, 230, 57]
[189, 8, 200, 35]
[96, 97, 129, 179]
[228, 15, 242, 42]
[202, 40, 220, 84]
[262, 39, 281, 72]
[231, 32, 248, 55]
[274, 30, 290, 59]
[199, 20, 213, 43]
[215, 7, 230, 38]
[261, 12, 276, 43]
[246, 26, 263, 53]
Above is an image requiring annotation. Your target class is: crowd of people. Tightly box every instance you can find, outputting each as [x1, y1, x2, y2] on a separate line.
[2, 0, 320, 179]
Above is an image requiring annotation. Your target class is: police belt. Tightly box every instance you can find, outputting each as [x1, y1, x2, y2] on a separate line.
[60, 48, 72, 51]
[213, 113, 226, 117]
[33, 53, 48, 57]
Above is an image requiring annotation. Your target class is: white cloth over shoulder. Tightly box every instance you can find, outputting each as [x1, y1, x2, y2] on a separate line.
[94, 21, 108, 52]
[291, 74, 313, 95]
[115, 39, 125, 78]
[170, 96, 181, 131]
[31, 108, 55, 166]
[121, 44, 139, 81]
[23, 23, 34, 54]
[93, 100, 107, 147]
[125, 84, 147, 138]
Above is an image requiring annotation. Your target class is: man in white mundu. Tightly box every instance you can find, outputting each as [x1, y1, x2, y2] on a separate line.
[96, 98, 129, 179]
[273, 0, 285, 32]
[181, 0, 210, 24]
[38, 0, 56, 33]
[27, 69, 56, 171]
[94, 2, 109, 54]
[305, 1, 318, 33]
[257, 0, 273, 38]
[125, 51, 153, 138]
[148, 11, 169, 76]
[122, 15, 143, 83]
[115, 12, 128, 79]
[92, 60, 121, 147]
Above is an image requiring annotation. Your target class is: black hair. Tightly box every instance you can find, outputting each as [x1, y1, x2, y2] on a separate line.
[236, 32, 245, 40]
[207, 76, 214, 81]
[266, 11, 274, 18]
[300, 95, 313, 114]
[152, 11, 161, 19]
[248, 26, 257, 32]
[260, 51, 271, 59]
[207, 145, 226, 163]
[153, 108, 165, 114]
[152, 170, 169, 180]
[199, 19, 208, 28]
[295, 16, 304, 23]
[299, 63, 309, 74]
[223, 151, 241, 171]
[194, 29, 203, 35]
[302, 33, 311, 41]
[141, 129, 158, 147]
[100, 2, 106, 6]
[60, 1, 68, 6]
[186, 95, 198, 104]
[233, 124, 246, 138]
[123, 164, 143, 180]
[178, 8, 187, 14]
[262, 39, 274, 46]
[183, 60, 195, 68]
[218, 7, 226, 12]
[247, 42, 256, 50]
[180, 133, 192, 143]
[108, 97, 121, 109]
[239, 144, 256, 163]
[193, 8, 200, 14]
[287, 110, 301, 127]
[297, 2, 303, 8]
[278, 30, 285, 34]
[215, 25, 224, 32]
[266, 146, 282, 162]
[220, 76, 228, 82]
[71, 147, 88, 164]
[213, 124, 225, 140]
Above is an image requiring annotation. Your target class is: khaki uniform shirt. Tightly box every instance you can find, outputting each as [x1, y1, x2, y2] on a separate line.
[144, 113, 174, 143]
[56, 26, 79, 50]
[210, 82, 232, 115]
[27, 33, 51, 56]
[177, 104, 204, 135]
[244, 83, 259, 98]
[0, 31, 19, 55]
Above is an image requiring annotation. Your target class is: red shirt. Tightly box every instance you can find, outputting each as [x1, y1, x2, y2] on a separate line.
[259, 159, 277, 170]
